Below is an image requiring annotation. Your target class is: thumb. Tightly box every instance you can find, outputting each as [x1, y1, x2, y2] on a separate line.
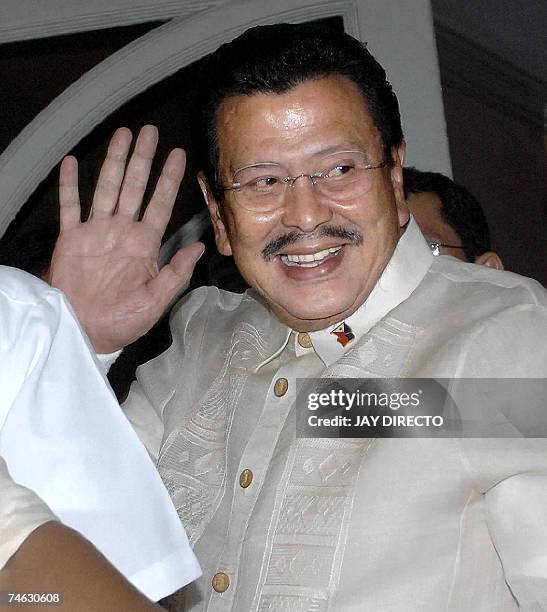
[147, 242, 205, 313]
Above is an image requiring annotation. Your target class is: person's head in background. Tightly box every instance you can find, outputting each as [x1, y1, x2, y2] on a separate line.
[403, 167, 504, 270]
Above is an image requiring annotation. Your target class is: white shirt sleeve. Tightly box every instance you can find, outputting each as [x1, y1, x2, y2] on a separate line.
[485, 471, 547, 609]
[0, 266, 200, 600]
[123, 380, 165, 463]
[0, 456, 58, 569]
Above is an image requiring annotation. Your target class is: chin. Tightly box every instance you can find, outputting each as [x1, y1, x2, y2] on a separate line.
[274, 293, 359, 330]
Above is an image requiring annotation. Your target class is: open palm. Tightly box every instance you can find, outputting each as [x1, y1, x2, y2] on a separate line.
[49, 126, 204, 354]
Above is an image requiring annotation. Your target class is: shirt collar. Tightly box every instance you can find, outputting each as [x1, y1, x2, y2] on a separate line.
[297, 216, 433, 366]
[254, 327, 292, 372]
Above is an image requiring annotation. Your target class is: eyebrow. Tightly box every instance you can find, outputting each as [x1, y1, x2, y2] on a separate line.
[231, 145, 375, 175]
[232, 161, 284, 174]
[314, 143, 367, 157]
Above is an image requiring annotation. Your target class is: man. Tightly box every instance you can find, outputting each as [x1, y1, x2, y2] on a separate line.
[48, 24, 547, 610]
[0, 265, 200, 608]
[404, 166, 504, 268]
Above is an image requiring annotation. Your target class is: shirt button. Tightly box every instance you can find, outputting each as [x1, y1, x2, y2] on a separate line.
[297, 332, 313, 349]
[239, 469, 253, 488]
[212, 572, 230, 593]
[274, 377, 289, 397]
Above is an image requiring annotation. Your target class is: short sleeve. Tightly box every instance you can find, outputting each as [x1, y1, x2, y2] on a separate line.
[0, 456, 58, 570]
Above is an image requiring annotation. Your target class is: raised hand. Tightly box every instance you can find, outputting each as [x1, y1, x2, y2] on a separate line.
[48, 125, 204, 354]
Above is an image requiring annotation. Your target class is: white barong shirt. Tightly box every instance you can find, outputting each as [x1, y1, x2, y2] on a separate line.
[125, 219, 547, 610]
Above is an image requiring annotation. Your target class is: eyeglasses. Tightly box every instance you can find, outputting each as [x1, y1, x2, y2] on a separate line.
[427, 241, 466, 257]
[218, 151, 390, 213]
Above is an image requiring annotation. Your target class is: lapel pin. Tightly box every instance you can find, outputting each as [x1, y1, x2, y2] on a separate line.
[331, 322, 355, 347]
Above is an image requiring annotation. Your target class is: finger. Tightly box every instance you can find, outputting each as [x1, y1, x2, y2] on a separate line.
[90, 127, 133, 219]
[59, 156, 81, 231]
[117, 125, 158, 220]
[143, 148, 186, 236]
[146, 242, 204, 312]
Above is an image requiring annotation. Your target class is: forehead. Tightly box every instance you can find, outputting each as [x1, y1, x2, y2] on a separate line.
[216, 75, 383, 172]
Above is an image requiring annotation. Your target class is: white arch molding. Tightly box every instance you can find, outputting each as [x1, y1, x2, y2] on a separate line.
[0, 0, 223, 44]
[0, 0, 450, 237]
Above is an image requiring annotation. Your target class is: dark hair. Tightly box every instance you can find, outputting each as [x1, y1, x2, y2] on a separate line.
[193, 22, 403, 200]
[403, 167, 491, 262]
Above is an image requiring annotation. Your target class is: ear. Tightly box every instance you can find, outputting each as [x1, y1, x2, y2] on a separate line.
[475, 251, 504, 270]
[198, 171, 233, 256]
[390, 142, 409, 228]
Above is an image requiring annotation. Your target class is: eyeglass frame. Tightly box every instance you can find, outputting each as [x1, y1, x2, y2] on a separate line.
[427, 241, 466, 257]
[215, 152, 392, 210]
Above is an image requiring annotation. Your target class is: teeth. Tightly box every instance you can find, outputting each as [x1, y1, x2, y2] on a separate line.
[280, 246, 342, 267]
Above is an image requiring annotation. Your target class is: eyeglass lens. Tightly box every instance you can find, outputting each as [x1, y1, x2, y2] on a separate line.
[230, 152, 385, 211]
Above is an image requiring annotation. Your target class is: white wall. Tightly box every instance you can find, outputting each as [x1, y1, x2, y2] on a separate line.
[353, 0, 451, 174]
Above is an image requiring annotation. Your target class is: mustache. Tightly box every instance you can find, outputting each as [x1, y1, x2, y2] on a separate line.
[262, 225, 363, 260]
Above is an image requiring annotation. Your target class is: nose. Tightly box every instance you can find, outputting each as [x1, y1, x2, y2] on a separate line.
[280, 175, 333, 232]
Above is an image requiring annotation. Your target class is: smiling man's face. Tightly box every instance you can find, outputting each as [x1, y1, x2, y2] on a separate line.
[201, 75, 409, 332]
